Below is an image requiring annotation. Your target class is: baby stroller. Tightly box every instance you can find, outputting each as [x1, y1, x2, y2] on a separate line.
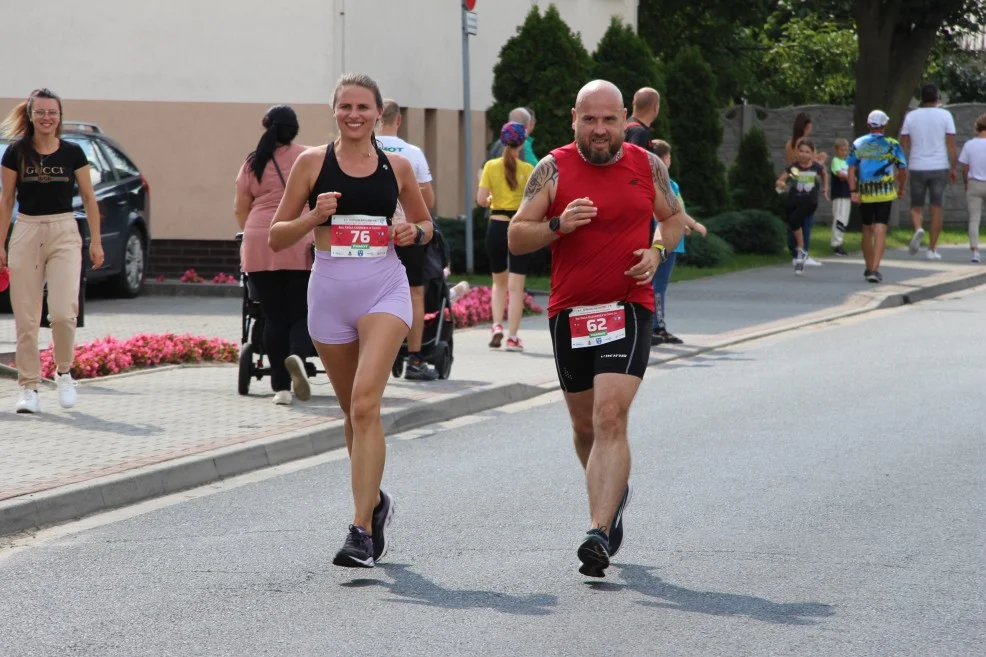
[235, 232, 323, 395]
[392, 226, 455, 380]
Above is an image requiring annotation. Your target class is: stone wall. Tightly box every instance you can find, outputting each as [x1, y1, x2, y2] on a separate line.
[718, 103, 986, 228]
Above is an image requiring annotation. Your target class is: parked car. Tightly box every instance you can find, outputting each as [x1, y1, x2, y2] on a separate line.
[0, 121, 151, 313]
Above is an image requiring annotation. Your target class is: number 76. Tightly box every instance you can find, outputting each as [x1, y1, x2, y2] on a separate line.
[349, 230, 371, 244]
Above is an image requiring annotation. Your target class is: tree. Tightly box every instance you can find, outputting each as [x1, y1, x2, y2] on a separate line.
[591, 17, 671, 140]
[728, 127, 783, 214]
[488, 5, 592, 157]
[666, 47, 730, 215]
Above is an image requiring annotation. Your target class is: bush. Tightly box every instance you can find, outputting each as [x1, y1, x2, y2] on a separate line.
[680, 232, 733, 268]
[488, 5, 592, 156]
[666, 46, 730, 216]
[703, 209, 788, 255]
[728, 127, 783, 215]
[591, 17, 671, 140]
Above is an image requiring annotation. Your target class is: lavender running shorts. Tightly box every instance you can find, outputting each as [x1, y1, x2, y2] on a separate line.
[307, 246, 412, 344]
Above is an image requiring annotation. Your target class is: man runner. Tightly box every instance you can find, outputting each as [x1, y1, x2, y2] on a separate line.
[508, 80, 689, 578]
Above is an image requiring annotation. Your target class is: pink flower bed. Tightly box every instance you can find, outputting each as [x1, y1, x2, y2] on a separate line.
[172, 269, 237, 284]
[425, 285, 544, 329]
[30, 333, 238, 380]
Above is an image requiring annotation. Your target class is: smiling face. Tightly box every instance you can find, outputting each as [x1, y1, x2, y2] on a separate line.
[572, 83, 626, 165]
[29, 96, 61, 138]
[333, 85, 381, 141]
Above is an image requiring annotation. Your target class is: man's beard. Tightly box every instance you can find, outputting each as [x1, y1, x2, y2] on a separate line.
[576, 135, 623, 164]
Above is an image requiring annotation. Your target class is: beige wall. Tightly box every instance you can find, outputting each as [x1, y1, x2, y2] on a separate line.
[0, 0, 636, 239]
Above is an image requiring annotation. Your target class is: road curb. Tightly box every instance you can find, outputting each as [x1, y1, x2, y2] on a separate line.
[2, 268, 983, 538]
[0, 381, 549, 538]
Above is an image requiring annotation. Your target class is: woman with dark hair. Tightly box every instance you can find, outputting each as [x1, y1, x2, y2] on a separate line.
[0, 88, 104, 414]
[234, 104, 312, 405]
[783, 112, 828, 266]
[268, 73, 433, 568]
[477, 121, 535, 352]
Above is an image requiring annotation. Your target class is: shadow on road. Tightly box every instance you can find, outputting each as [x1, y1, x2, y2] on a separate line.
[617, 564, 835, 626]
[341, 563, 558, 616]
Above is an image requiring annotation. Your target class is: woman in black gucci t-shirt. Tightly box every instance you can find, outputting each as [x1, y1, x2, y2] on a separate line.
[0, 88, 104, 414]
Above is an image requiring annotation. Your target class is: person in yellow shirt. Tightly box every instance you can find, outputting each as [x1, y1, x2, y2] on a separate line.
[477, 122, 534, 351]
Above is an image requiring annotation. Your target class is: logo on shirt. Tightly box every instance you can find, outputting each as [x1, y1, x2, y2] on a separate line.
[629, 179, 639, 185]
[23, 166, 69, 184]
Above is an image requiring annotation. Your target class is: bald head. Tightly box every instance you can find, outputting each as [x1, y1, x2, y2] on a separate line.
[632, 88, 660, 116]
[381, 99, 401, 125]
[575, 80, 624, 113]
[508, 107, 531, 127]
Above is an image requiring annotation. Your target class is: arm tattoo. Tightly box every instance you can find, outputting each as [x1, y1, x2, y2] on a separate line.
[522, 155, 558, 202]
[649, 152, 682, 216]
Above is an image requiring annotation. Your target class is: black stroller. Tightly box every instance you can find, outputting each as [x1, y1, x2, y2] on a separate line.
[392, 227, 455, 380]
[235, 232, 323, 395]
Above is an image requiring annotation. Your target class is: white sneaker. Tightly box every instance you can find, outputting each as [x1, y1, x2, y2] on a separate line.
[925, 249, 942, 261]
[449, 281, 470, 302]
[909, 228, 925, 255]
[805, 256, 822, 267]
[56, 372, 77, 409]
[15, 388, 40, 414]
[284, 355, 311, 401]
[972, 249, 982, 263]
[273, 390, 292, 405]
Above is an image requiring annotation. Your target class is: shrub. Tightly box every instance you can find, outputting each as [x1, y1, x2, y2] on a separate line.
[666, 46, 730, 215]
[728, 127, 783, 214]
[680, 232, 733, 268]
[488, 5, 592, 156]
[704, 209, 787, 255]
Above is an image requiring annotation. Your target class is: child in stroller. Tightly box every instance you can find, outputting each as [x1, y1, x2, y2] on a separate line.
[235, 232, 323, 396]
[392, 227, 457, 380]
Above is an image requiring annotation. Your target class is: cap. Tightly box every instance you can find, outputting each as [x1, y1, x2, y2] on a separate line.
[499, 121, 527, 147]
[867, 110, 889, 128]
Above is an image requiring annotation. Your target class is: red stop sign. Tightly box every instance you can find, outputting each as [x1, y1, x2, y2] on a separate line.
[464, 0, 477, 9]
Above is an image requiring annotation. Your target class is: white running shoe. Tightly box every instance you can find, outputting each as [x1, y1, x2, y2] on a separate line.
[284, 355, 311, 401]
[926, 249, 942, 261]
[449, 280, 470, 302]
[16, 388, 40, 414]
[972, 249, 982, 263]
[805, 256, 823, 267]
[56, 373, 77, 409]
[909, 228, 925, 255]
[273, 390, 292, 405]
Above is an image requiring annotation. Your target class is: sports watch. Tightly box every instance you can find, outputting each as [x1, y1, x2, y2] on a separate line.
[548, 216, 564, 236]
[651, 241, 668, 264]
[413, 224, 425, 245]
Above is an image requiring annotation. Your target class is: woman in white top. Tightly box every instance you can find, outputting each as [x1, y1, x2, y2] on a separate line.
[958, 113, 986, 263]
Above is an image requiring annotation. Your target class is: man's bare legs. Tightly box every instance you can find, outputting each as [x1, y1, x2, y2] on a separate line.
[862, 225, 875, 272]
[929, 204, 943, 252]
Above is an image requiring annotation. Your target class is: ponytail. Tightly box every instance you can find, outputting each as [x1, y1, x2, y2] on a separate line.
[0, 101, 30, 141]
[503, 146, 518, 190]
[247, 104, 299, 183]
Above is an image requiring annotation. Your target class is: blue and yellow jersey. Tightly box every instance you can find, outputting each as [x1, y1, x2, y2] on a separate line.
[846, 134, 907, 203]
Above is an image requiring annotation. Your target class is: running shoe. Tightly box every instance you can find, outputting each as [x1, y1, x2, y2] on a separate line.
[489, 324, 504, 349]
[874, 271, 883, 283]
[650, 329, 666, 346]
[865, 271, 879, 283]
[794, 249, 807, 276]
[973, 249, 982, 264]
[832, 245, 847, 256]
[405, 356, 438, 381]
[909, 228, 925, 255]
[577, 529, 611, 578]
[284, 355, 311, 401]
[505, 336, 524, 352]
[926, 249, 942, 261]
[805, 256, 823, 267]
[863, 269, 872, 280]
[655, 328, 683, 345]
[608, 483, 633, 557]
[332, 525, 375, 568]
[371, 490, 395, 562]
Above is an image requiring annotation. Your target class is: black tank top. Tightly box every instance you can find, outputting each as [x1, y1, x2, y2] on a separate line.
[308, 143, 399, 226]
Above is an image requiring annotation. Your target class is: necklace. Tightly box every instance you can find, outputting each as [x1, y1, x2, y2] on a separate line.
[577, 143, 624, 165]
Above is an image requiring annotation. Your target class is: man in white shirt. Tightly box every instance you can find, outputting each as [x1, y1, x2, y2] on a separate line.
[900, 83, 958, 260]
[377, 99, 437, 381]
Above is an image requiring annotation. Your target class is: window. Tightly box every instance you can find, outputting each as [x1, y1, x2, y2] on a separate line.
[102, 144, 140, 180]
[65, 137, 113, 186]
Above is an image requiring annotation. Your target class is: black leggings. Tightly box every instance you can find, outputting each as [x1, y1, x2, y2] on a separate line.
[248, 269, 312, 392]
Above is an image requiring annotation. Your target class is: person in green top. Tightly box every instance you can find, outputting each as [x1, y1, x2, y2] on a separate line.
[828, 138, 852, 256]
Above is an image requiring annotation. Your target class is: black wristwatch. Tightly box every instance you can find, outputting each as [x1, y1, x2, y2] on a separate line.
[413, 224, 424, 245]
[548, 216, 563, 236]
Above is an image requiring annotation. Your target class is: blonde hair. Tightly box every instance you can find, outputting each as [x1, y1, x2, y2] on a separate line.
[834, 138, 849, 150]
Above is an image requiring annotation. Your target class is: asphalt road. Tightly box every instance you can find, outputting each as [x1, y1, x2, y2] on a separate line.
[1, 287, 984, 656]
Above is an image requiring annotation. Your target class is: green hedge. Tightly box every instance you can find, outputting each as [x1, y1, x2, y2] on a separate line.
[703, 209, 787, 256]
[680, 232, 733, 267]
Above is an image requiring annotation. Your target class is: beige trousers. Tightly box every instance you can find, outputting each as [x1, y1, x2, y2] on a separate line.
[966, 180, 986, 249]
[8, 213, 82, 389]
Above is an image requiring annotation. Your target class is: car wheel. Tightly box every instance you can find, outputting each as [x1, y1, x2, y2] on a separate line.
[113, 228, 146, 298]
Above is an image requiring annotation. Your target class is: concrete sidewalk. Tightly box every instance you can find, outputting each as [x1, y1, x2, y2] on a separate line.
[2, 246, 984, 537]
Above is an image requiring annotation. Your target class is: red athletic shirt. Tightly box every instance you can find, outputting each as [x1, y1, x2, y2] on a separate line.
[545, 142, 657, 317]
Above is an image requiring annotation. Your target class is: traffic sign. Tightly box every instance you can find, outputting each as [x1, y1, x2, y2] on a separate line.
[465, 11, 478, 35]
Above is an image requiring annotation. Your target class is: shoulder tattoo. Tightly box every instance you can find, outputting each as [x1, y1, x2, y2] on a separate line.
[648, 152, 681, 216]
[522, 155, 558, 202]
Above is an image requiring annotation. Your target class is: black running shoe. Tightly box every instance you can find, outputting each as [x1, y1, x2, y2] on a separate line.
[865, 271, 879, 283]
[833, 245, 847, 256]
[874, 271, 883, 283]
[371, 490, 394, 562]
[404, 357, 438, 381]
[332, 525, 375, 568]
[577, 529, 611, 578]
[659, 329, 684, 345]
[863, 269, 872, 280]
[608, 483, 633, 557]
[650, 329, 666, 346]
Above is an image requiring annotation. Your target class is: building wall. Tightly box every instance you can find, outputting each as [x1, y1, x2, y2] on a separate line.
[719, 103, 986, 227]
[0, 0, 637, 254]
